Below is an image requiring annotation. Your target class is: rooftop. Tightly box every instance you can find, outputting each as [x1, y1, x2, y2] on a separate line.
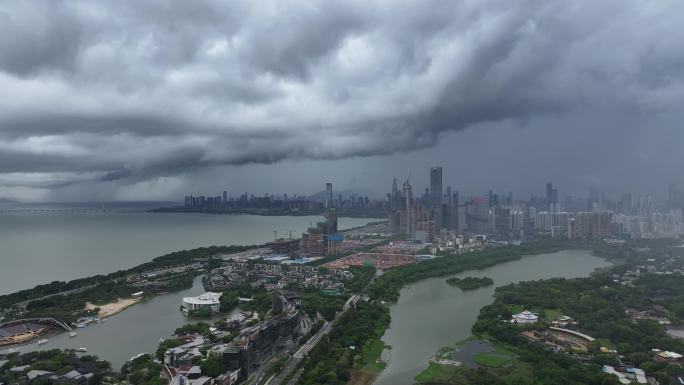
[183, 292, 222, 305]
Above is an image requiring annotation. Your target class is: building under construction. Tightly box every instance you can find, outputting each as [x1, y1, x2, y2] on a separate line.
[268, 238, 300, 254]
[302, 182, 341, 256]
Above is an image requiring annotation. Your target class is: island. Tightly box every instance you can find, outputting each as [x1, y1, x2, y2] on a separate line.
[446, 276, 493, 290]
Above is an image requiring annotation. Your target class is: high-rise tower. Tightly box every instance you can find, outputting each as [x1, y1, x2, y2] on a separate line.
[325, 182, 333, 209]
[401, 179, 414, 236]
[430, 167, 443, 230]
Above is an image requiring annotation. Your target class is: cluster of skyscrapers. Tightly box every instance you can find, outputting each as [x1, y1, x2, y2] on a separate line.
[182, 186, 385, 216]
[388, 166, 462, 242]
[388, 169, 684, 242]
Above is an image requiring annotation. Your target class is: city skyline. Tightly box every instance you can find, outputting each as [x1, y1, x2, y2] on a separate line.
[173, 177, 682, 210]
[1, 1, 684, 202]
[3, 2, 684, 385]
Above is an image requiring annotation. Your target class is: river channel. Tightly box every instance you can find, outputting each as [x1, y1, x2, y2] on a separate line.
[0, 276, 235, 370]
[373, 249, 612, 385]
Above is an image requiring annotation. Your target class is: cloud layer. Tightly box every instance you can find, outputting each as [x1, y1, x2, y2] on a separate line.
[1, 0, 683, 199]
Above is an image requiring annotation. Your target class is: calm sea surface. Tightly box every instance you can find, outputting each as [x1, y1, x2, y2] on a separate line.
[0, 202, 374, 294]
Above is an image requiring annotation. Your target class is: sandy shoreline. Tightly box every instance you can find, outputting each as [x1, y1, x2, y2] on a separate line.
[85, 297, 141, 318]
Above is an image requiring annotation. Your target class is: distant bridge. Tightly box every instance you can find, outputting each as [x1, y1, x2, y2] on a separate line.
[0, 208, 126, 213]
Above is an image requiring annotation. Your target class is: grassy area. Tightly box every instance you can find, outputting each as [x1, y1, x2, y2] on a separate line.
[354, 339, 387, 373]
[414, 363, 463, 383]
[348, 339, 388, 385]
[543, 308, 562, 320]
[415, 335, 522, 384]
[472, 353, 512, 368]
[415, 358, 532, 384]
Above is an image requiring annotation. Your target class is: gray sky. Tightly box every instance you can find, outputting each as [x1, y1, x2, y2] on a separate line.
[1, 0, 683, 202]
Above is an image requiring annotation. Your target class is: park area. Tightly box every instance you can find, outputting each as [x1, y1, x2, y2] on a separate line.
[415, 336, 527, 384]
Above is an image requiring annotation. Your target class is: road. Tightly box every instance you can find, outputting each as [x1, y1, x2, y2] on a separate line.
[246, 354, 280, 385]
[265, 295, 360, 385]
[12, 284, 99, 310]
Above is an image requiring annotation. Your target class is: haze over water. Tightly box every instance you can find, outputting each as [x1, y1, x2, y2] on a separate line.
[0, 203, 374, 294]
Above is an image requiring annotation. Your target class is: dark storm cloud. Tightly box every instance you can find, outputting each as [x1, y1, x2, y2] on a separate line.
[0, 2, 82, 76]
[0, 0, 683, 199]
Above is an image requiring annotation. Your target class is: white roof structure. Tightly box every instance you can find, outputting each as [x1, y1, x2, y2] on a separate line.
[657, 350, 683, 359]
[27, 370, 53, 380]
[513, 310, 539, 323]
[183, 292, 222, 306]
[603, 366, 631, 385]
[627, 368, 648, 384]
[549, 327, 595, 342]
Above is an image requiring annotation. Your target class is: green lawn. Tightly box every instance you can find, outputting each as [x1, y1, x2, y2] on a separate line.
[473, 353, 512, 368]
[543, 308, 562, 320]
[416, 335, 532, 384]
[354, 339, 388, 374]
[414, 363, 464, 383]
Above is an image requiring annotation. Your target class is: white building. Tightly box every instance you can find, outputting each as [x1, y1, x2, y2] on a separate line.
[512, 310, 538, 324]
[182, 292, 222, 313]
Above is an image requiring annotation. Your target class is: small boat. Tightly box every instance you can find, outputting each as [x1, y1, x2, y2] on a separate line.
[37, 339, 49, 345]
[69, 331, 78, 338]
[8, 347, 18, 353]
[77, 347, 88, 352]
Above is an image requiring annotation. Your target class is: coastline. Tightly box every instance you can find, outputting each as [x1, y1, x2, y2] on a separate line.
[148, 206, 388, 219]
[85, 297, 143, 318]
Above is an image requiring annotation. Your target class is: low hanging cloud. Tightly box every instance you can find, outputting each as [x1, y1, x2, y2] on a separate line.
[1, 0, 683, 195]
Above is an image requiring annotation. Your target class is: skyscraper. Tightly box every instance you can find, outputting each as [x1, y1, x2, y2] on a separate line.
[401, 179, 414, 236]
[391, 178, 400, 210]
[546, 182, 558, 205]
[325, 182, 333, 209]
[430, 166, 443, 230]
[388, 178, 402, 233]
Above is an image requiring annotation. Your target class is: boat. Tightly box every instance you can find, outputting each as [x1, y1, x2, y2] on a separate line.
[77, 347, 88, 352]
[74, 316, 98, 328]
[69, 331, 78, 338]
[37, 339, 49, 345]
[8, 347, 18, 353]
